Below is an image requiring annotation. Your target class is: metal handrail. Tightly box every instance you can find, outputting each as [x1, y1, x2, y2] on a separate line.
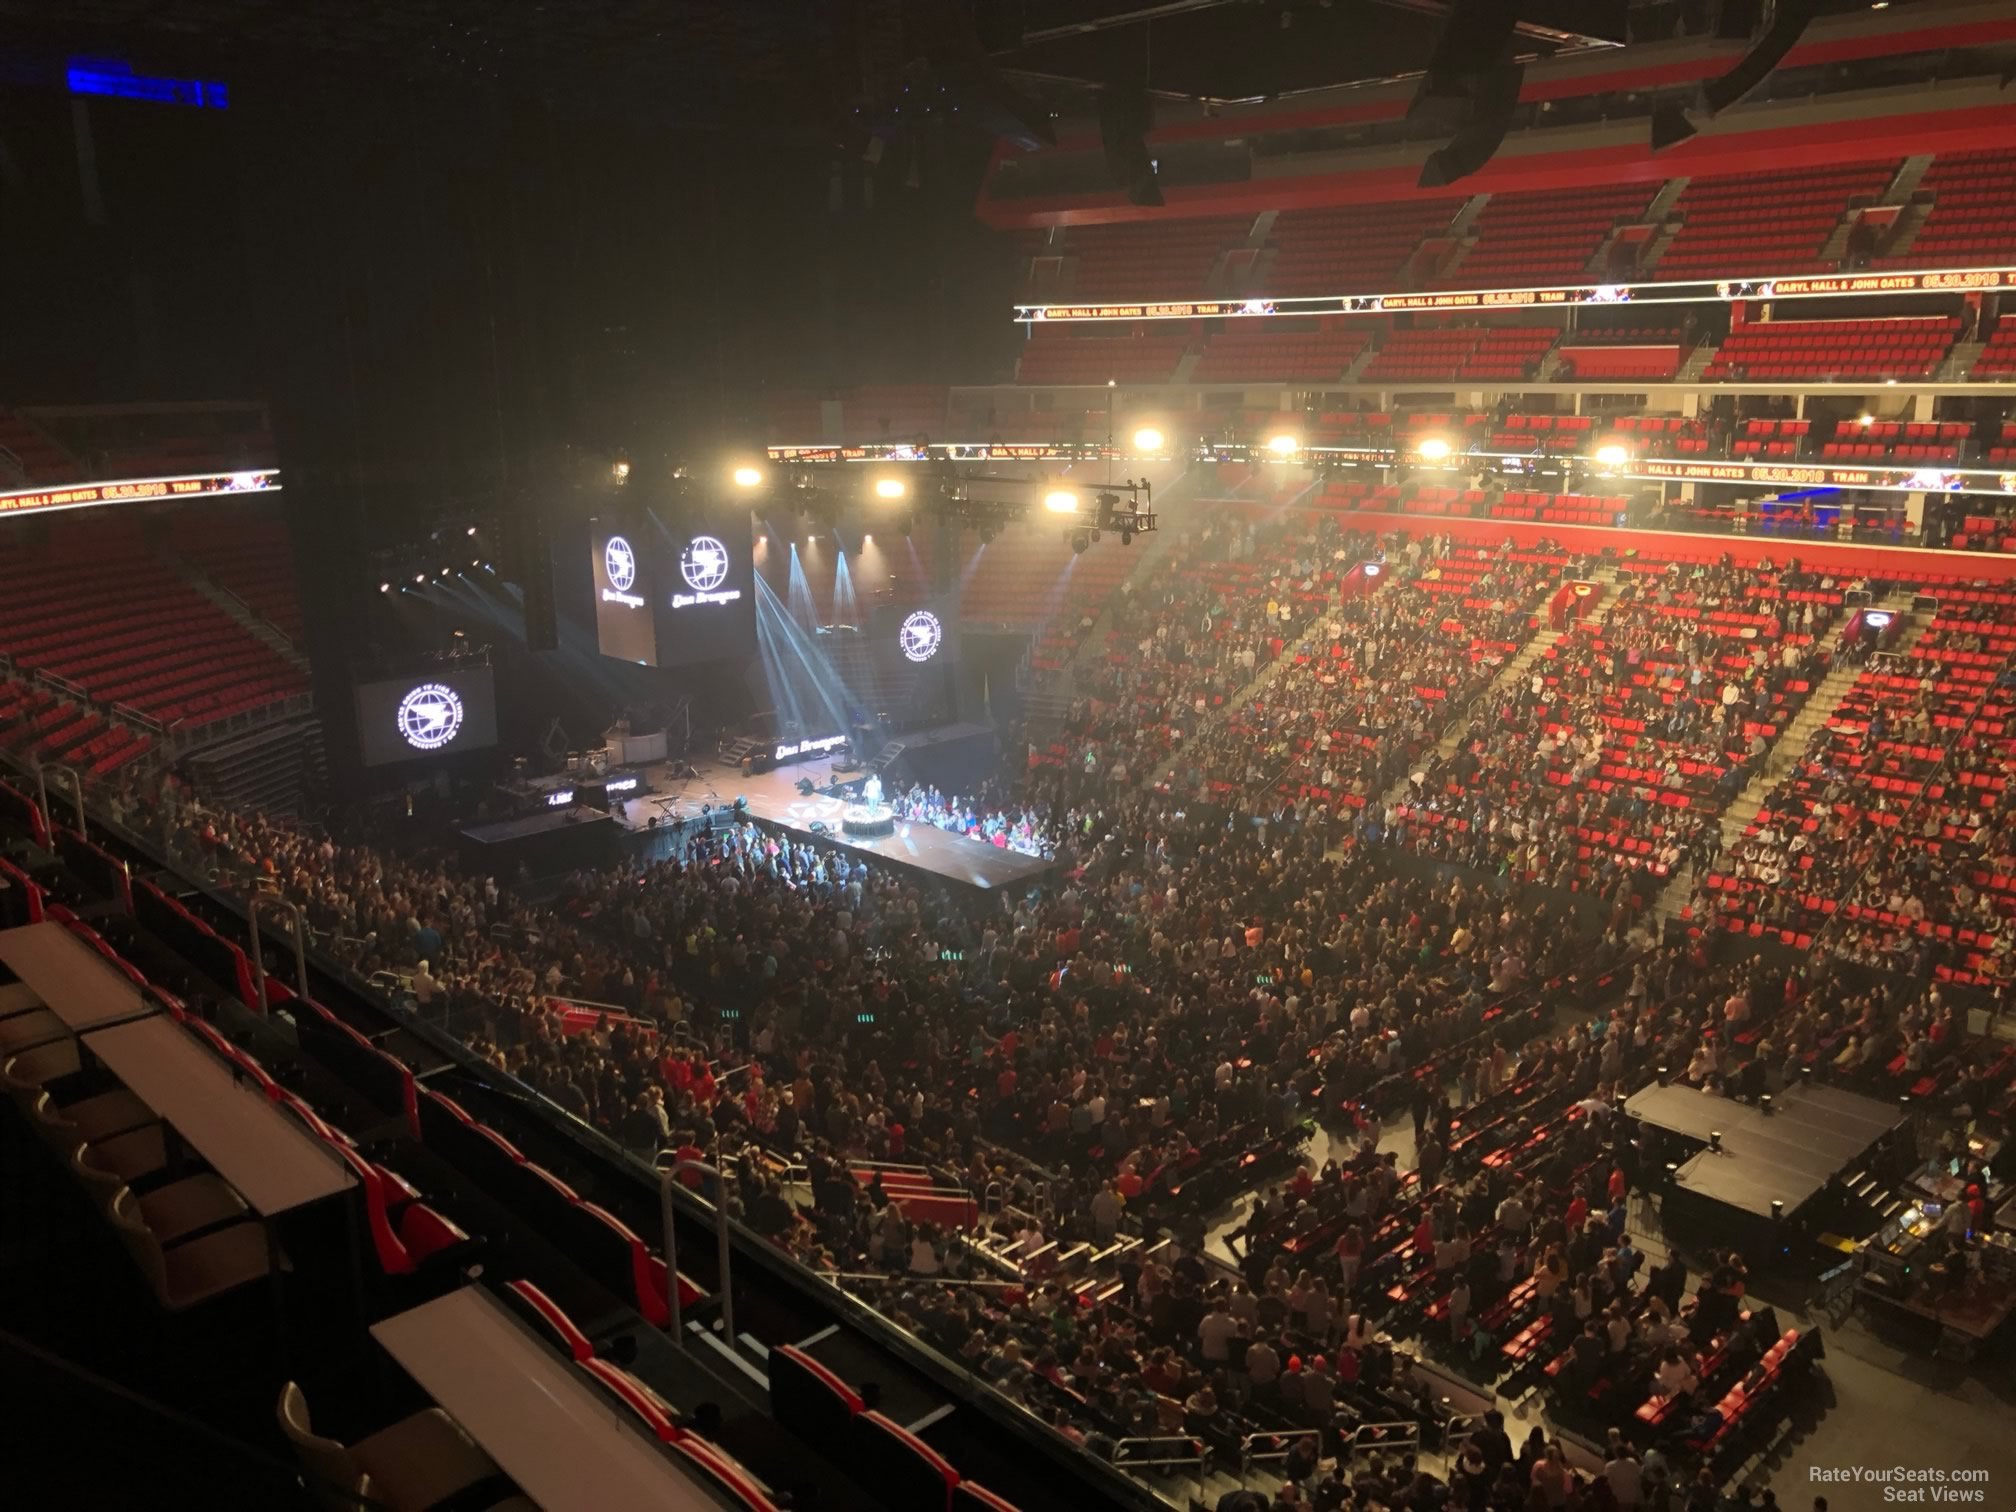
[1349, 1419, 1422, 1458]
[1111, 1434, 1207, 1492]
[659, 1157, 734, 1350]
[1239, 1430, 1316, 1486]
[35, 761, 86, 837]
[247, 894, 310, 1010]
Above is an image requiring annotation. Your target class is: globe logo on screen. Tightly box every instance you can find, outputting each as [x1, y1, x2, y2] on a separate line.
[604, 535, 637, 593]
[899, 610, 943, 663]
[679, 535, 731, 593]
[396, 683, 464, 751]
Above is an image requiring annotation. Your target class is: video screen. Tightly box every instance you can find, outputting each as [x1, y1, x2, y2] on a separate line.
[354, 668, 499, 767]
[590, 518, 659, 666]
[651, 511, 756, 666]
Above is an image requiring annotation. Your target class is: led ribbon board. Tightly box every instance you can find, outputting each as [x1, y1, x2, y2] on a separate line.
[0, 470, 280, 519]
[1012, 266, 2016, 323]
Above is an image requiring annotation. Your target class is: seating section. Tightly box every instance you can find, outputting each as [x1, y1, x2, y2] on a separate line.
[1058, 217, 1248, 300]
[838, 385, 951, 443]
[1653, 160, 1897, 280]
[1436, 183, 1656, 290]
[1703, 316, 1959, 382]
[1817, 417, 1972, 464]
[1876, 148, 2016, 269]
[168, 504, 306, 642]
[1555, 342, 1681, 383]
[1402, 556, 1840, 905]
[1191, 323, 1371, 384]
[1016, 326, 1187, 385]
[1362, 326, 1556, 383]
[0, 521, 308, 731]
[1974, 323, 2016, 381]
[1264, 201, 1460, 295]
[961, 523, 1137, 635]
[0, 410, 82, 485]
[0, 678, 154, 778]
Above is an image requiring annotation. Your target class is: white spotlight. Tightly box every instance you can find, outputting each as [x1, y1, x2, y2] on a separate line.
[874, 477, 907, 500]
[1266, 434, 1300, 457]
[1043, 489, 1080, 514]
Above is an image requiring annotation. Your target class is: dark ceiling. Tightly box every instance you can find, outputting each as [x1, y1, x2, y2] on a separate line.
[0, 0, 1942, 137]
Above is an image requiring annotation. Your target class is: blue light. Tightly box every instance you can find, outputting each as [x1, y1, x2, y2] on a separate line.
[67, 58, 229, 110]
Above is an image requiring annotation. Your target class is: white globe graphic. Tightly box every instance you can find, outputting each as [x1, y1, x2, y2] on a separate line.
[679, 535, 731, 593]
[899, 610, 943, 663]
[396, 683, 465, 752]
[604, 535, 637, 592]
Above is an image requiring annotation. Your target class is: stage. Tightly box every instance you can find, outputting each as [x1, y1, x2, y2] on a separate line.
[1626, 1081, 1906, 1223]
[607, 752, 1056, 895]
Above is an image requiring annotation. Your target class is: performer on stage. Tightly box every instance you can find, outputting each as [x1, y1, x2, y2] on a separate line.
[862, 774, 883, 815]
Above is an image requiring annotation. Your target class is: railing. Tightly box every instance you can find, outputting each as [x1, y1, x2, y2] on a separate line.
[1111, 1436, 1208, 1496]
[1239, 1430, 1314, 1487]
[1349, 1419, 1422, 1460]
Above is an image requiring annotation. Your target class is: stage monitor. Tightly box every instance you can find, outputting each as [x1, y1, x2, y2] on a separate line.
[354, 668, 499, 768]
[651, 510, 756, 666]
[590, 518, 659, 666]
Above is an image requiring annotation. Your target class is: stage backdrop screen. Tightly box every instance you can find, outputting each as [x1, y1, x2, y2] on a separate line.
[590, 518, 659, 666]
[354, 668, 499, 768]
[651, 512, 756, 665]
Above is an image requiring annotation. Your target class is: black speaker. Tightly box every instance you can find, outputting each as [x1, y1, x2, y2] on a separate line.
[1418, 63, 1525, 188]
[1098, 85, 1161, 207]
[508, 504, 558, 653]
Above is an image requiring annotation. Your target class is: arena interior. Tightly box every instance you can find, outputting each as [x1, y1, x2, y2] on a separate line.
[6, 1, 2016, 1508]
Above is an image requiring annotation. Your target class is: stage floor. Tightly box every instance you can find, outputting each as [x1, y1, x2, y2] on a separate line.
[1626, 1081, 1904, 1219]
[608, 754, 1055, 894]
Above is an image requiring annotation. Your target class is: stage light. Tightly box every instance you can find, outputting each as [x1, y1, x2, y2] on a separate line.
[1266, 434, 1300, 457]
[732, 465, 764, 488]
[1416, 437, 1452, 462]
[470, 557, 480, 568]
[612, 456, 631, 482]
[1858, 413, 1875, 427]
[873, 477, 907, 500]
[466, 526, 478, 537]
[414, 573, 426, 584]
[1043, 489, 1080, 514]
[1132, 426, 1165, 453]
[1594, 442, 1630, 467]
[1071, 531, 1089, 555]
[378, 582, 390, 593]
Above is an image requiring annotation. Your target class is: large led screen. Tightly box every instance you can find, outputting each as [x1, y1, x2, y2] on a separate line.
[355, 668, 499, 767]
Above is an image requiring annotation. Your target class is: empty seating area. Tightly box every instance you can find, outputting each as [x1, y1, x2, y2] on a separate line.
[1702, 316, 1958, 382]
[836, 384, 949, 443]
[1490, 412, 1596, 454]
[1056, 217, 1247, 300]
[169, 504, 306, 642]
[1488, 491, 1625, 526]
[0, 679, 154, 778]
[1361, 325, 1556, 383]
[1263, 201, 1459, 295]
[1973, 322, 2016, 380]
[0, 527, 307, 731]
[1435, 183, 1656, 290]
[1877, 148, 2016, 269]
[1818, 416, 1972, 464]
[1190, 322, 1370, 383]
[960, 524, 1134, 630]
[0, 410, 82, 485]
[1016, 326, 1187, 385]
[1554, 342, 1681, 383]
[1653, 160, 1896, 280]
[1731, 418, 1813, 460]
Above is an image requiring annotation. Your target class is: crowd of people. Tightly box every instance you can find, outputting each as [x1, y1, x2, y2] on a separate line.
[1389, 558, 1845, 917]
[77, 523, 2016, 1511]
